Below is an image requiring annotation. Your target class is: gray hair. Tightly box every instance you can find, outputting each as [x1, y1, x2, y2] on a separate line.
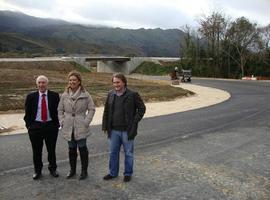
[36, 75, 49, 84]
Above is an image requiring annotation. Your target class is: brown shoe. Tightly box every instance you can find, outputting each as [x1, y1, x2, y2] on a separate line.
[123, 176, 131, 182]
[103, 174, 116, 180]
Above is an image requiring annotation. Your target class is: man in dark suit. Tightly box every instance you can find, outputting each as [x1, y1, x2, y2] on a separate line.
[24, 75, 60, 180]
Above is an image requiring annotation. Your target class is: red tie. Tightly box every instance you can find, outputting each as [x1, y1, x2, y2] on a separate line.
[41, 94, 47, 122]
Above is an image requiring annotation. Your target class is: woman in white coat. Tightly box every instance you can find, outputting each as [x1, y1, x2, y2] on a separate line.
[58, 70, 95, 180]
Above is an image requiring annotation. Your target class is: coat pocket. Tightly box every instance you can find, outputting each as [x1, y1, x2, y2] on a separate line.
[62, 116, 72, 133]
[128, 123, 138, 140]
[83, 119, 90, 128]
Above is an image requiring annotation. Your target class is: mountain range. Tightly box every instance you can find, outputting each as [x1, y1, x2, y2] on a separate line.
[0, 11, 184, 57]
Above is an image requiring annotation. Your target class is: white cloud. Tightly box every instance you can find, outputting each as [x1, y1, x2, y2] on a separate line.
[0, 0, 269, 29]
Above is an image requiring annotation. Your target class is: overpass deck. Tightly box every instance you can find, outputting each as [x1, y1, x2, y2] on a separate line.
[85, 57, 131, 62]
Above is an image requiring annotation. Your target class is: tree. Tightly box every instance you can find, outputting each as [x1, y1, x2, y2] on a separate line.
[180, 25, 197, 64]
[198, 11, 228, 73]
[179, 11, 269, 78]
[255, 24, 270, 73]
[226, 17, 259, 77]
[258, 24, 270, 50]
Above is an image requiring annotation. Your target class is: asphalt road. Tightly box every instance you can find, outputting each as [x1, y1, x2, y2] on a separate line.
[1, 78, 270, 199]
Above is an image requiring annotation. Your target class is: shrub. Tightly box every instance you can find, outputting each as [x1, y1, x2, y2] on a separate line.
[133, 61, 175, 75]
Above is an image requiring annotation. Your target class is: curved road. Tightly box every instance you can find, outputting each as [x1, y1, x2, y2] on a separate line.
[1, 78, 270, 199]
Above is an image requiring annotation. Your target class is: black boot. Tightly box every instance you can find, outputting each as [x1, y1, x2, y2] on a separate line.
[79, 146, 88, 180]
[66, 148, 77, 179]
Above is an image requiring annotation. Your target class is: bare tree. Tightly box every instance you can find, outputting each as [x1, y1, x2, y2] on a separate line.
[226, 17, 259, 77]
[180, 25, 198, 67]
[257, 24, 270, 66]
[258, 24, 270, 50]
[198, 12, 228, 75]
[180, 25, 193, 59]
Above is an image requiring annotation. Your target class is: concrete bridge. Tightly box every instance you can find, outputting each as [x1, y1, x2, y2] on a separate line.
[71, 56, 180, 74]
[0, 56, 180, 74]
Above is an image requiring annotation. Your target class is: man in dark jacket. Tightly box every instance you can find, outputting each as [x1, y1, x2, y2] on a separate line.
[102, 73, 146, 182]
[24, 75, 60, 180]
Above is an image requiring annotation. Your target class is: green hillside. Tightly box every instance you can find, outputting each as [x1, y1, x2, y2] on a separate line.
[0, 11, 184, 57]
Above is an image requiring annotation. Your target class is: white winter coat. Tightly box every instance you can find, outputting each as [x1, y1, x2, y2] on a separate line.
[58, 88, 95, 141]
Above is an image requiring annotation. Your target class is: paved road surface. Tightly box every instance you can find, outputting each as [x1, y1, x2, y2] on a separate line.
[1, 78, 270, 199]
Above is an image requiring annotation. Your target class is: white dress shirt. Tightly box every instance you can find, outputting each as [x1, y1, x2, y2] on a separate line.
[35, 90, 52, 122]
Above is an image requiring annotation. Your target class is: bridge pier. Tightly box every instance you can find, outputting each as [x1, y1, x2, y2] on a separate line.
[72, 57, 91, 70]
[97, 57, 145, 74]
[97, 60, 128, 74]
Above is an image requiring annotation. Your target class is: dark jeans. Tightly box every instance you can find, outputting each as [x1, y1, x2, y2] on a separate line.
[28, 121, 58, 173]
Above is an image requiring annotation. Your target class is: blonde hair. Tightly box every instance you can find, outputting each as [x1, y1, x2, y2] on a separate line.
[65, 70, 85, 92]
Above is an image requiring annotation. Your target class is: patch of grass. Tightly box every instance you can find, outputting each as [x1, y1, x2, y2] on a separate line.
[68, 61, 91, 72]
[133, 61, 181, 75]
[0, 61, 192, 111]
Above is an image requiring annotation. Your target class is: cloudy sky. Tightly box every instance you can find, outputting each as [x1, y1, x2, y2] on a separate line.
[1, 0, 269, 29]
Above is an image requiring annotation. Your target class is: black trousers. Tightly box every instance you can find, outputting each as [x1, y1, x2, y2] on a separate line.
[28, 121, 58, 173]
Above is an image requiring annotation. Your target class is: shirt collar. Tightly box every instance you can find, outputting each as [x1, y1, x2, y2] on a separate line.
[39, 90, 48, 96]
[113, 87, 126, 96]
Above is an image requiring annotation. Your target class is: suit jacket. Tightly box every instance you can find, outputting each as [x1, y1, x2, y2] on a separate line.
[24, 90, 60, 129]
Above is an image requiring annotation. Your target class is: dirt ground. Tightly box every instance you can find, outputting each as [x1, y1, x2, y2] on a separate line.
[0, 83, 230, 135]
